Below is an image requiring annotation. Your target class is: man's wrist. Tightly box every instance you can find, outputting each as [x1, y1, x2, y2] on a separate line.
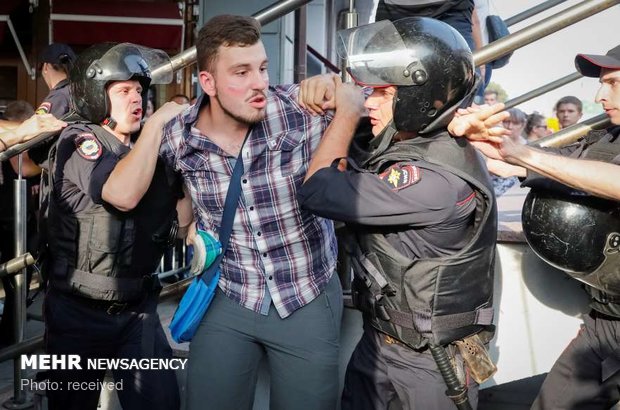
[3, 130, 18, 148]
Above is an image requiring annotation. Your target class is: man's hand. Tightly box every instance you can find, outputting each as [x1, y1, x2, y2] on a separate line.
[298, 73, 341, 115]
[17, 114, 67, 142]
[145, 101, 189, 129]
[303, 81, 365, 182]
[448, 103, 509, 143]
[186, 222, 197, 247]
[333, 82, 366, 119]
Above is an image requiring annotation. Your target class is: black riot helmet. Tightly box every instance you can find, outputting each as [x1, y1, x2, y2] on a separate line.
[522, 189, 620, 295]
[70, 42, 173, 125]
[338, 17, 477, 134]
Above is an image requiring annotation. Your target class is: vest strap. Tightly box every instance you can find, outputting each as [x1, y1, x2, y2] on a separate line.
[384, 306, 493, 332]
[64, 268, 147, 292]
[50, 259, 150, 301]
[433, 307, 494, 329]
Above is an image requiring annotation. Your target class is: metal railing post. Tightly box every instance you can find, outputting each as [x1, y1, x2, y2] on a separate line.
[6, 154, 30, 408]
[294, 6, 308, 82]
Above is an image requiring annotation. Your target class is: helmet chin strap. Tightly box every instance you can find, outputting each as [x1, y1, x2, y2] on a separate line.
[102, 117, 118, 130]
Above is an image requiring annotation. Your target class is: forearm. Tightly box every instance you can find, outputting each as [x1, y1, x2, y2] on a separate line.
[304, 112, 360, 181]
[102, 119, 165, 211]
[472, 8, 483, 51]
[511, 147, 620, 200]
[486, 158, 526, 178]
[0, 129, 21, 150]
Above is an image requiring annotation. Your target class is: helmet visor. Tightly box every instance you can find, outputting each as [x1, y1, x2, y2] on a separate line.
[87, 43, 173, 85]
[337, 20, 420, 86]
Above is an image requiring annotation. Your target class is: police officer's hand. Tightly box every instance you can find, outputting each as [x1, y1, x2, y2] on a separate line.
[17, 113, 67, 142]
[471, 134, 531, 164]
[497, 134, 531, 163]
[448, 103, 510, 142]
[299, 73, 341, 115]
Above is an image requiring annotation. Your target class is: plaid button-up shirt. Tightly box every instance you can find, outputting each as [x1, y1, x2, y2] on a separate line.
[160, 85, 337, 318]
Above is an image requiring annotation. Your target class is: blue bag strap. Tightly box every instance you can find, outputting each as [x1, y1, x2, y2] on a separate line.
[199, 128, 250, 284]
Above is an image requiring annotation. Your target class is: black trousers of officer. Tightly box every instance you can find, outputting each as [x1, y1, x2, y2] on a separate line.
[342, 323, 479, 410]
[532, 310, 620, 410]
[43, 287, 180, 410]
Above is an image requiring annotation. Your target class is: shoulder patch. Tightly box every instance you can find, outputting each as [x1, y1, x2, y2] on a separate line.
[75, 133, 103, 161]
[379, 164, 421, 191]
[35, 102, 52, 115]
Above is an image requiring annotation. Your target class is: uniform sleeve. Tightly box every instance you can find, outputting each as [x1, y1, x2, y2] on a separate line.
[36, 88, 71, 118]
[53, 130, 115, 212]
[298, 162, 471, 226]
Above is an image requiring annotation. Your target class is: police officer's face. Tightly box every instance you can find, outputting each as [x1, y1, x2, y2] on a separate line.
[107, 80, 143, 135]
[200, 42, 269, 125]
[596, 68, 620, 126]
[556, 103, 582, 129]
[364, 86, 396, 136]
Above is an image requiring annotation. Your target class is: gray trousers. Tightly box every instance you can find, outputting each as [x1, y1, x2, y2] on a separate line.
[186, 274, 343, 410]
[532, 311, 620, 410]
[342, 324, 479, 410]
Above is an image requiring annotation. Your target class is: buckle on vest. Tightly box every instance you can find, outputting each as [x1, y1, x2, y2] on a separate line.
[106, 302, 128, 315]
[374, 295, 391, 322]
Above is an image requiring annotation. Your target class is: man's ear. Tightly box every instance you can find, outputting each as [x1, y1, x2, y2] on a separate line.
[199, 71, 216, 97]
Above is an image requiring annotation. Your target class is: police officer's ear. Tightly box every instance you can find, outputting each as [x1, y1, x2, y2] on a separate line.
[199, 71, 217, 97]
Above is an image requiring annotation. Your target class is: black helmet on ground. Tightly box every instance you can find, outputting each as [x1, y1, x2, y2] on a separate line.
[69, 42, 173, 126]
[338, 17, 477, 134]
[522, 189, 620, 295]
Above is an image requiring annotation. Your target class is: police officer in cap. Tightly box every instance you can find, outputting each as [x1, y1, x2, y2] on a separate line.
[30, 43, 77, 267]
[44, 42, 190, 410]
[298, 17, 507, 409]
[37, 43, 75, 118]
[470, 45, 620, 409]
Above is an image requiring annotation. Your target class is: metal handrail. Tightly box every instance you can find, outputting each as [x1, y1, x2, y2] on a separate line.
[532, 113, 611, 148]
[151, 0, 313, 81]
[505, 0, 568, 26]
[504, 72, 583, 110]
[474, 0, 620, 67]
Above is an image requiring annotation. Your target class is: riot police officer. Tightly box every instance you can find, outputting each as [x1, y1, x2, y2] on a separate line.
[470, 45, 620, 409]
[298, 17, 503, 409]
[44, 42, 188, 410]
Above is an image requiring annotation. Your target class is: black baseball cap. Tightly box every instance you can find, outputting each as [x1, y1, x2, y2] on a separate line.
[39, 43, 76, 65]
[575, 44, 620, 78]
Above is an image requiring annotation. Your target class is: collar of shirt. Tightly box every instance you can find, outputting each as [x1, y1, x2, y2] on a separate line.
[53, 78, 70, 91]
[180, 94, 221, 154]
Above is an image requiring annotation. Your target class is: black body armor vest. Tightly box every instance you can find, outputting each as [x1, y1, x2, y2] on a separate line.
[47, 124, 179, 302]
[347, 131, 497, 349]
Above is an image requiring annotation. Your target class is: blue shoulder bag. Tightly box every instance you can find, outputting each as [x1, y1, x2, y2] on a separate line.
[169, 134, 247, 343]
